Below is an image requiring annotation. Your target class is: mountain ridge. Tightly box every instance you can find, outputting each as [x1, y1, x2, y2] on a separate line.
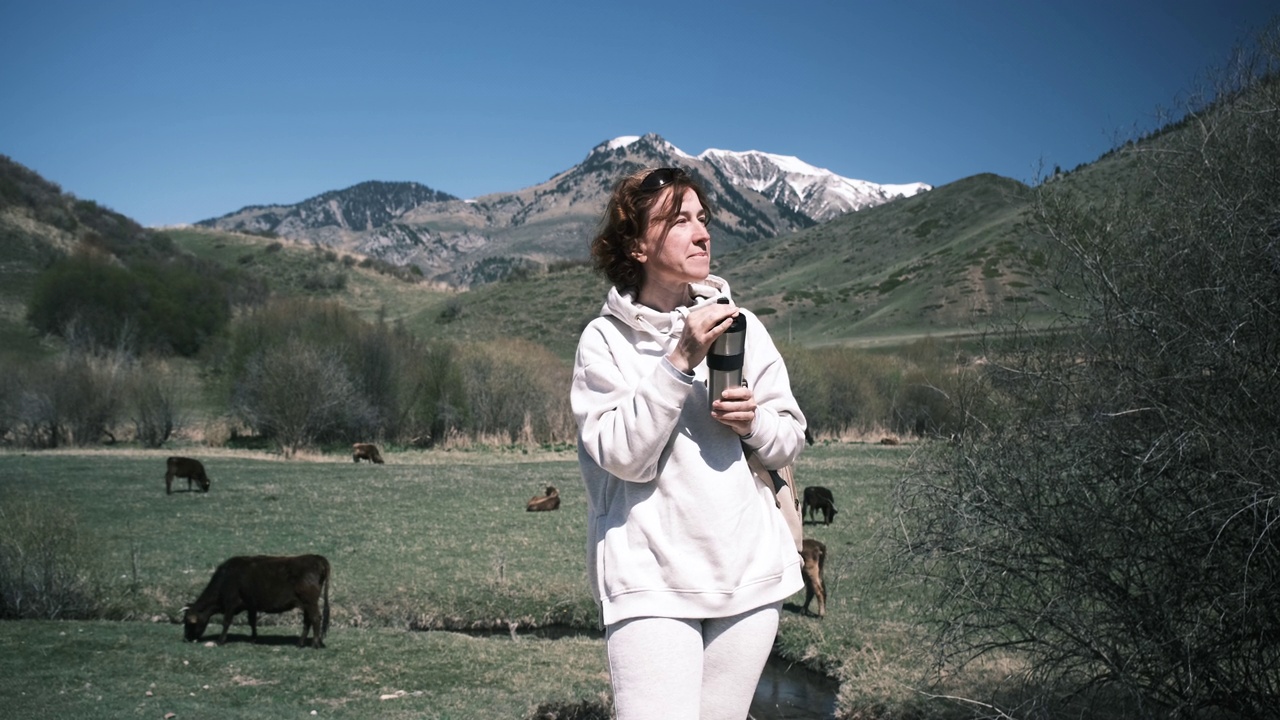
[195, 133, 931, 287]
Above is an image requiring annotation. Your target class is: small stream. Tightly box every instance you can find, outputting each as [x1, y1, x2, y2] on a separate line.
[751, 653, 839, 719]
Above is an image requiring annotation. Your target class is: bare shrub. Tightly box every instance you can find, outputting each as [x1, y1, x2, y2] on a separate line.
[457, 339, 573, 444]
[0, 499, 106, 619]
[126, 358, 186, 447]
[784, 340, 980, 439]
[5, 351, 126, 447]
[0, 371, 22, 444]
[234, 338, 373, 457]
[896, 26, 1280, 719]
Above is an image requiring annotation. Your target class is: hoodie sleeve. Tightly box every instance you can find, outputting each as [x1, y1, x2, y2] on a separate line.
[738, 312, 807, 470]
[572, 318, 694, 483]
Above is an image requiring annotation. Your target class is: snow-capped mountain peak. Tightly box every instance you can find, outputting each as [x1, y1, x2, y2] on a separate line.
[702, 148, 824, 181]
[201, 132, 930, 286]
[588, 136, 928, 222]
[698, 147, 929, 222]
[593, 134, 697, 161]
[604, 135, 641, 151]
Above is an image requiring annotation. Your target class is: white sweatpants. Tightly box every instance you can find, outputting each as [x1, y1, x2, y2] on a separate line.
[604, 601, 781, 720]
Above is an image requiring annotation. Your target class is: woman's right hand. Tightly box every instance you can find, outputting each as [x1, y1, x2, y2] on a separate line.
[667, 301, 740, 374]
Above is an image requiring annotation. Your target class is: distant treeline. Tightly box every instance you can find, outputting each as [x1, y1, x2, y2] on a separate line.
[2, 284, 964, 452]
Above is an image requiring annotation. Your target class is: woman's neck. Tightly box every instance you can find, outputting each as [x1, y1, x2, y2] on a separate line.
[636, 281, 689, 313]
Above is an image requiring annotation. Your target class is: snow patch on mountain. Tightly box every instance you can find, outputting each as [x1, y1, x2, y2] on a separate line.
[606, 136, 641, 150]
[879, 182, 932, 197]
[697, 147, 930, 222]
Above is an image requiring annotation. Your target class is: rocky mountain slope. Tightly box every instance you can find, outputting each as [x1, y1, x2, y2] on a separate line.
[197, 133, 930, 287]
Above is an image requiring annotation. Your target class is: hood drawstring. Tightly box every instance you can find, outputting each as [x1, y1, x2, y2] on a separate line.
[670, 305, 691, 339]
[630, 305, 689, 340]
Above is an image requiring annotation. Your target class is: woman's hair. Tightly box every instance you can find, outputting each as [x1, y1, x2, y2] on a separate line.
[590, 168, 712, 290]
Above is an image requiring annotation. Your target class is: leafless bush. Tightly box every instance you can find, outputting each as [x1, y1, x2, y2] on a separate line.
[4, 351, 126, 447]
[784, 340, 984, 439]
[126, 358, 186, 447]
[233, 338, 373, 457]
[896, 25, 1280, 719]
[0, 499, 106, 619]
[457, 339, 573, 444]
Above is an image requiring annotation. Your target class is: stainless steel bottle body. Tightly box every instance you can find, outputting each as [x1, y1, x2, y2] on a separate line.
[708, 300, 746, 407]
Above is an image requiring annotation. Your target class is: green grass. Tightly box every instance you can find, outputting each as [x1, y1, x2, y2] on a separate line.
[0, 620, 609, 719]
[0, 448, 597, 629]
[0, 443, 980, 718]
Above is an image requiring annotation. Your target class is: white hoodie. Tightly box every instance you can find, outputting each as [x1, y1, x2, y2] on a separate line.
[571, 275, 806, 625]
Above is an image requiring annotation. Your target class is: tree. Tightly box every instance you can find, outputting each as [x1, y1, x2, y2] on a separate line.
[392, 336, 468, 447]
[895, 27, 1280, 719]
[3, 351, 126, 448]
[126, 359, 185, 448]
[27, 252, 231, 357]
[457, 339, 573, 444]
[233, 339, 371, 457]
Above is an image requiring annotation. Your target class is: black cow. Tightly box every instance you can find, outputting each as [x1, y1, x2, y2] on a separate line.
[802, 486, 838, 525]
[526, 485, 560, 512]
[165, 456, 211, 494]
[352, 443, 385, 464]
[183, 554, 330, 648]
[800, 538, 827, 617]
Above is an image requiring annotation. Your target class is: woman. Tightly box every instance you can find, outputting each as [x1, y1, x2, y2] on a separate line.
[571, 167, 807, 719]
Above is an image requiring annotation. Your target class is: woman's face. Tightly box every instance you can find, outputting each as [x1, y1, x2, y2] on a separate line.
[635, 187, 711, 291]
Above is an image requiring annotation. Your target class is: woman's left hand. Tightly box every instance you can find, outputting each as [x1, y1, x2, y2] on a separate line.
[712, 384, 756, 437]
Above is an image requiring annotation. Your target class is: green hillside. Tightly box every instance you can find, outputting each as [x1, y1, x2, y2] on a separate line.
[0, 157, 146, 363]
[162, 227, 455, 326]
[412, 173, 1064, 359]
[724, 173, 1051, 346]
[0, 147, 1129, 364]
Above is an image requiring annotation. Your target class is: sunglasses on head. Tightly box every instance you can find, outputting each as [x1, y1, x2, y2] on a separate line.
[639, 167, 688, 191]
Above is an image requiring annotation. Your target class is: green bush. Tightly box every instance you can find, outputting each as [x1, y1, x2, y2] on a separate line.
[27, 253, 231, 356]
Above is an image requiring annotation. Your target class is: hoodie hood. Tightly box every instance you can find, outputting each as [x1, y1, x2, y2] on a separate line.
[602, 274, 733, 338]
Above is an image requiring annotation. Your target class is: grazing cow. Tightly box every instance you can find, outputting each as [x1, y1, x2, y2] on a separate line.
[183, 554, 330, 648]
[526, 485, 560, 512]
[352, 443, 384, 464]
[800, 538, 827, 617]
[165, 456, 211, 495]
[802, 486, 838, 525]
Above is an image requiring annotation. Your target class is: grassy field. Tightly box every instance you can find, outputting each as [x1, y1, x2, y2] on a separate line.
[0, 620, 609, 720]
[0, 442, 968, 719]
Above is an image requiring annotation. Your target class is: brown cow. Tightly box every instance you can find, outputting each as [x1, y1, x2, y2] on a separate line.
[526, 485, 560, 512]
[800, 538, 827, 617]
[165, 456, 211, 495]
[183, 554, 330, 648]
[802, 486, 838, 525]
[352, 443, 384, 464]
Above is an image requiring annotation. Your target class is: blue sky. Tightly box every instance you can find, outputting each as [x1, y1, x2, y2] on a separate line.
[2, 1, 1275, 227]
